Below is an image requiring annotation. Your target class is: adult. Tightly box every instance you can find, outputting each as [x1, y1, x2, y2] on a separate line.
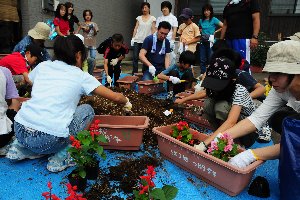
[139, 21, 171, 81]
[131, 2, 156, 75]
[156, 1, 178, 66]
[199, 40, 300, 199]
[65, 2, 80, 35]
[198, 4, 223, 75]
[13, 22, 51, 62]
[220, 0, 260, 64]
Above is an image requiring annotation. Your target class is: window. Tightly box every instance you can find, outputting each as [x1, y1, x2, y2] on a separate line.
[270, 0, 299, 14]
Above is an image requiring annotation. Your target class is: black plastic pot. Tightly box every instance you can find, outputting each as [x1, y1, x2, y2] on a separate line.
[85, 160, 100, 180]
[67, 170, 87, 192]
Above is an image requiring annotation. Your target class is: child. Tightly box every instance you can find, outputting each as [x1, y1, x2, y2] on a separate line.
[102, 34, 129, 87]
[65, 2, 80, 35]
[0, 44, 44, 85]
[5, 35, 132, 173]
[177, 8, 200, 54]
[53, 3, 70, 36]
[81, 9, 99, 74]
[156, 1, 178, 65]
[0, 67, 20, 155]
[157, 50, 195, 97]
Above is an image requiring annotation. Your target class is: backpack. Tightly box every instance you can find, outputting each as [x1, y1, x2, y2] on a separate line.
[97, 37, 112, 54]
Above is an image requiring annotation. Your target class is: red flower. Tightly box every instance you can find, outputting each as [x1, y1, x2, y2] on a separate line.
[94, 119, 100, 124]
[140, 175, 155, 188]
[189, 139, 194, 145]
[146, 165, 156, 178]
[176, 135, 183, 140]
[71, 138, 81, 149]
[139, 185, 149, 195]
[47, 181, 52, 189]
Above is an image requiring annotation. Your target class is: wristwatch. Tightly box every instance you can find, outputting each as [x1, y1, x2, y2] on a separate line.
[252, 34, 258, 39]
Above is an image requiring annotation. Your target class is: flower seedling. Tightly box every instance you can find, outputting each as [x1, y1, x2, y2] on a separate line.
[133, 166, 178, 200]
[207, 133, 238, 162]
[170, 121, 196, 145]
[68, 119, 107, 178]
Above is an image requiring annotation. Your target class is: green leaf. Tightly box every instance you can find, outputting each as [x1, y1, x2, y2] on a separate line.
[79, 169, 86, 178]
[162, 185, 178, 200]
[82, 138, 91, 146]
[97, 134, 108, 143]
[96, 146, 104, 155]
[150, 188, 166, 200]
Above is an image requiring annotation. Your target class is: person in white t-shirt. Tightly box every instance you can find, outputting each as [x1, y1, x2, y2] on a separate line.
[131, 2, 156, 75]
[156, 1, 178, 65]
[6, 35, 132, 173]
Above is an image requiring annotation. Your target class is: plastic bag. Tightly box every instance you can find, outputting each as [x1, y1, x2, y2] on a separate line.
[46, 19, 57, 40]
[279, 116, 300, 199]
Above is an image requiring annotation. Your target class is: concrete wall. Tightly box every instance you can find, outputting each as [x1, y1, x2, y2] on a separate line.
[21, 0, 143, 55]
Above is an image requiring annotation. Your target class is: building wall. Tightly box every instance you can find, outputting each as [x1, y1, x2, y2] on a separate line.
[20, 0, 143, 51]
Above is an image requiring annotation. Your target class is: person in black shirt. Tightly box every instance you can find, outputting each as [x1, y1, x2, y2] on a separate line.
[220, 0, 260, 64]
[65, 2, 80, 34]
[103, 34, 129, 87]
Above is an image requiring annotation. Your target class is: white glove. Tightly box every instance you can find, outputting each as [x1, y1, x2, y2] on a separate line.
[169, 76, 181, 84]
[178, 42, 184, 54]
[149, 66, 156, 77]
[131, 38, 135, 47]
[107, 75, 112, 84]
[209, 35, 215, 43]
[194, 141, 207, 151]
[228, 149, 257, 168]
[213, 133, 223, 142]
[123, 97, 132, 112]
[110, 58, 118, 66]
[194, 81, 204, 93]
[170, 40, 175, 50]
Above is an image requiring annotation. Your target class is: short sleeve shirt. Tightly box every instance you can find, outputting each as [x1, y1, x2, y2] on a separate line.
[68, 15, 79, 33]
[142, 34, 171, 70]
[81, 22, 99, 47]
[134, 15, 156, 43]
[156, 13, 178, 41]
[103, 45, 129, 64]
[177, 22, 200, 52]
[0, 52, 28, 75]
[0, 67, 19, 99]
[53, 17, 70, 36]
[15, 60, 101, 137]
[198, 17, 221, 35]
[232, 84, 256, 117]
[223, 0, 260, 39]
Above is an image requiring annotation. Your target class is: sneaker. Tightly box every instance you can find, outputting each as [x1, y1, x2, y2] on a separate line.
[47, 152, 76, 172]
[257, 126, 272, 143]
[6, 140, 44, 160]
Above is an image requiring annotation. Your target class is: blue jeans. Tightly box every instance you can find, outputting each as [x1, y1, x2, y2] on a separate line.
[86, 46, 97, 59]
[14, 104, 94, 154]
[199, 42, 211, 74]
[132, 42, 142, 75]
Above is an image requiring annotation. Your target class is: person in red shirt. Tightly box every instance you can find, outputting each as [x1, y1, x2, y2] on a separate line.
[0, 44, 44, 85]
[53, 3, 70, 36]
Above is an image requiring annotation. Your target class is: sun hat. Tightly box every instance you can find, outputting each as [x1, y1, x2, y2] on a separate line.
[179, 8, 193, 19]
[201, 56, 236, 91]
[28, 22, 50, 40]
[286, 32, 300, 42]
[263, 40, 300, 74]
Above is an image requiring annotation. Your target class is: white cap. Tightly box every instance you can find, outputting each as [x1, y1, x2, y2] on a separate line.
[75, 34, 84, 43]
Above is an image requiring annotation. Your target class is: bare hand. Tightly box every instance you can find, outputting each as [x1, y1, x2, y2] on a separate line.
[250, 38, 258, 49]
[174, 98, 185, 104]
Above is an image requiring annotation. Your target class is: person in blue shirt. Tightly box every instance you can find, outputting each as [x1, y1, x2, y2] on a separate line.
[198, 4, 223, 76]
[139, 21, 171, 81]
[157, 50, 195, 97]
[13, 22, 51, 62]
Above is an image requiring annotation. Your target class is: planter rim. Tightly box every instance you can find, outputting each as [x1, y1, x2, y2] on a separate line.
[153, 125, 264, 174]
[116, 76, 139, 83]
[137, 80, 165, 85]
[96, 115, 150, 129]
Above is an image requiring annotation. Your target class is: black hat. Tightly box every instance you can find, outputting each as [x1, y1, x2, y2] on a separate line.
[201, 56, 236, 91]
[179, 8, 193, 19]
[25, 44, 44, 63]
[248, 176, 270, 198]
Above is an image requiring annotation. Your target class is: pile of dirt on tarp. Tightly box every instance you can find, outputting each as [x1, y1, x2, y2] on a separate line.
[84, 155, 161, 200]
[80, 87, 185, 148]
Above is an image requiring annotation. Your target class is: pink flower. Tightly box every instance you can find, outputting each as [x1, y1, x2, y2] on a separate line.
[224, 144, 233, 152]
[210, 141, 218, 150]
